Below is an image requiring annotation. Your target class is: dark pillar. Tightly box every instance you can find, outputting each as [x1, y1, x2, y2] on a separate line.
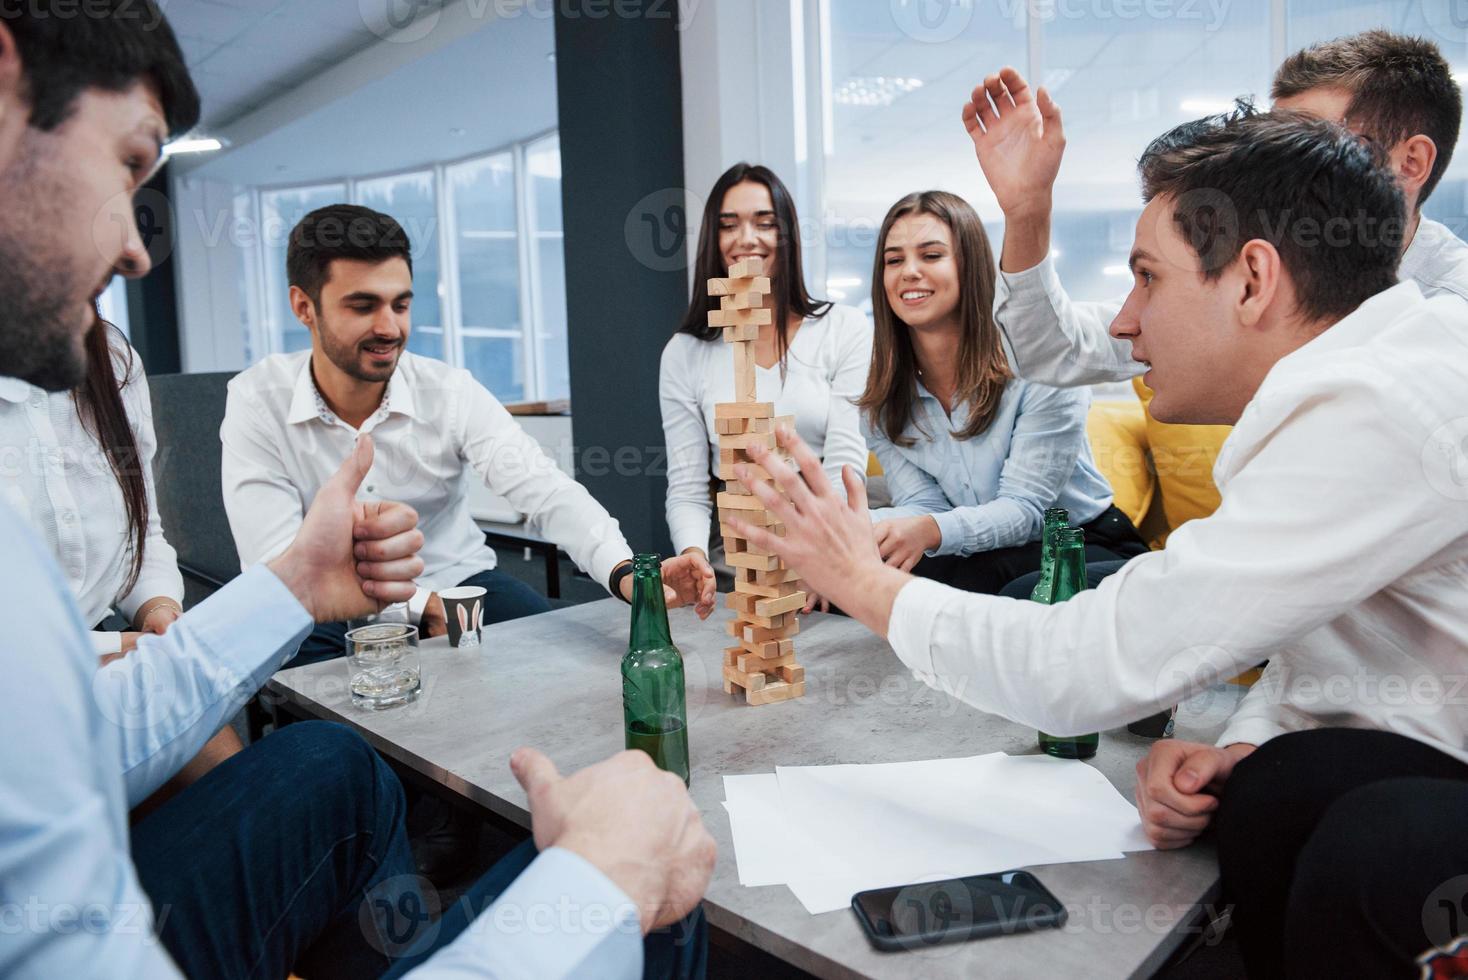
[554, 1, 687, 556]
[126, 164, 182, 374]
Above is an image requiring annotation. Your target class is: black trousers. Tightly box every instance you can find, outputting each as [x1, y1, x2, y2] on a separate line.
[1215, 729, 1468, 978]
[914, 504, 1147, 596]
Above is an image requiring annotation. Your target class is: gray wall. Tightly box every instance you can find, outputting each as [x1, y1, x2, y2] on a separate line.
[555, 4, 687, 560]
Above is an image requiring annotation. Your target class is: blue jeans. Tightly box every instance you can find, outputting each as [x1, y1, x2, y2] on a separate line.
[288, 567, 553, 668]
[131, 721, 706, 979]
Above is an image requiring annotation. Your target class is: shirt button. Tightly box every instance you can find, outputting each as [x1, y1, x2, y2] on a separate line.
[62, 511, 77, 525]
[29, 393, 44, 408]
[366, 485, 376, 493]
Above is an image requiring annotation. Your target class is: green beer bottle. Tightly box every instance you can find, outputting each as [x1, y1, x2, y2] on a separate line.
[1036, 527, 1099, 760]
[622, 554, 691, 786]
[1029, 508, 1071, 604]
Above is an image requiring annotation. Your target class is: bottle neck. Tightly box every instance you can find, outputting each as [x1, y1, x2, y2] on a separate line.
[1052, 540, 1089, 601]
[629, 556, 673, 649]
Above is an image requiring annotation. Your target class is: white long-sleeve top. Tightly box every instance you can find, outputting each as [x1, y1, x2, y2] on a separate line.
[886, 282, 1468, 762]
[993, 215, 1468, 387]
[659, 305, 873, 556]
[222, 351, 633, 620]
[0, 343, 183, 653]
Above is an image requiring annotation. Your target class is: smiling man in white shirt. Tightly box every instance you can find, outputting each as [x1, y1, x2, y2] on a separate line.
[223, 204, 716, 665]
[730, 109, 1468, 978]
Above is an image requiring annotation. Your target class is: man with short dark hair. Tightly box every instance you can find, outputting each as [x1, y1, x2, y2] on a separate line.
[729, 106, 1468, 978]
[223, 203, 716, 666]
[0, 4, 713, 978]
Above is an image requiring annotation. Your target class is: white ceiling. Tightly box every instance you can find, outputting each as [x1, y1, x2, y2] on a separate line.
[169, 0, 559, 187]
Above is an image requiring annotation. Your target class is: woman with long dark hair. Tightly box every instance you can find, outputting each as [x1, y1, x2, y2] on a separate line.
[858, 191, 1146, 593]
[0, 313, 185, 654]
[660, 163, 873, 607]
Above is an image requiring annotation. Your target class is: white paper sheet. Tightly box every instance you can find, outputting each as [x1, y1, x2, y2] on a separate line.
[721, 753, 1152, 915]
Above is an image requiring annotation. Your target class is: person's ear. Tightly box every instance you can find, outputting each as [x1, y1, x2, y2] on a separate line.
[0, 19, 29, 160]
[1235, 239, 1280, 330]
[289, 285, 318, 330]
[1392, 134, 1437, 212]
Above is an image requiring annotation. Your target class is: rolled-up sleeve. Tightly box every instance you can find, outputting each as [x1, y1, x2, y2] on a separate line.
[994, 258, 1137, 387]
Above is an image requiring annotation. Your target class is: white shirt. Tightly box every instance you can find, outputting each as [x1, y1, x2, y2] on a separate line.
[222, 351, 632, 618]
[0, 343, 182, 654]
[886, 282, 1468, 762]
[660, 304, 873, 556]
[994, 215, 1468, 386]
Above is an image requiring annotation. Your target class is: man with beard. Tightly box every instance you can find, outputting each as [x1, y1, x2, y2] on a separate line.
[0, 4, 712, 977]
[223, 204, 717, 666]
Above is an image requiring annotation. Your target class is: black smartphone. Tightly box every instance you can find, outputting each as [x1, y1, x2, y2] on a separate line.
[851, 871, 1068, 951]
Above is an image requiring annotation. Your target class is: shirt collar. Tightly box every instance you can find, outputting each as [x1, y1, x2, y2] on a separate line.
[285, 352, 419, 426]
[0, 378, 32, 404]
[1280, 280, 1425, 366]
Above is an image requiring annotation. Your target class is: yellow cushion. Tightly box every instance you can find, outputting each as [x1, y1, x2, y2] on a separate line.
[1086, 399, 1155, 530]
[866, 451, 883, 477]
[1133, 376, 1231, 545]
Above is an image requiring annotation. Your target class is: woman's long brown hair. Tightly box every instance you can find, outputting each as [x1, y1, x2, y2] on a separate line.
[71, 312, 148, 598]
[675, 163, 831, 372]
[857, 191, 1012, 447]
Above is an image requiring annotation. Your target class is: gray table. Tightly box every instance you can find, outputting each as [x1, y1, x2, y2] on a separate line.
[267, 599, 1223, 979]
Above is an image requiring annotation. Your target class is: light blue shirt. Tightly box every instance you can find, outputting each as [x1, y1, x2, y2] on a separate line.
[866, 377, 1113, 556]
[0, 499, 641, 978]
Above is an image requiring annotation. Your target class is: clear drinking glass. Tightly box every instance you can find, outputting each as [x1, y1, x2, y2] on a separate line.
[346, 623, 421, 710]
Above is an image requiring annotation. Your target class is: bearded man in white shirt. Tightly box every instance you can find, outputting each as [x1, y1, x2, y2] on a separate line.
[729, 109, 1468, 979]
[223, 204, 717, 666]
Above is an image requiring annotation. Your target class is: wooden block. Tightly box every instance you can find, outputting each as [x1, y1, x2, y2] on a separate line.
[715, 491, 768, 511]
[707, 275, 771, 296]
[778, 664, 806, 685]
[732, 342, 756, 402]
[723, 663, 766, 691]
[719, 430, 775, 451]
[718, 461, 772, 482]
[746, 416, 772, 433]
[747, 680, 805, 706]
[727, 551, 780, 571]
[753, 566, 801, 586]
[729, 257, 764, 277]
[715, 417, 745, 436]
[719, 323, 760, 343]
[722, 481, 753, 496]
[720, 292, 756, 311]
[745, 609, 791, 630]
[722, 648, 738, 667]
[742, 620, 799, 643]
[739, 636, 794, 659]
[725, 592, 757, 614]
[755, 592, 806, 618]
[715, 402, 774, 420]
[717, 507, 780, 527]
[723, 677, 737, 694]
[734, 577, 803, 600]
[707, 307, 772, 328]
[718, 447, 748, 465]
[737, 651, 796, 674]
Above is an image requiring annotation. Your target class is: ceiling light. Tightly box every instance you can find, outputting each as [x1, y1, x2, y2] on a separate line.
[827, 288, 848, 300]
[832, 76, 924, 108]
[163, 136, 225, 157]
[1103, 264, 1130, 277]
[1179, 99, 1235, 115]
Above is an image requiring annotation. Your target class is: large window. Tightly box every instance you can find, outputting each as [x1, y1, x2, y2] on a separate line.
[818, 0, 1466, 314]
[244, 131, 567, 404]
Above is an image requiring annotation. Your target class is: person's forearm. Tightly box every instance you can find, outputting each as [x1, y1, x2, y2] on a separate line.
[1000, 203, 1052, 274]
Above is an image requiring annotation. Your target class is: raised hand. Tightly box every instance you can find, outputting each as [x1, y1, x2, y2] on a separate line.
[961, 66, 1065, 221]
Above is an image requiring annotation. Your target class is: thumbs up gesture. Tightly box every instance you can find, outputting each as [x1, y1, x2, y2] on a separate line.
[267, 435, 425, 623]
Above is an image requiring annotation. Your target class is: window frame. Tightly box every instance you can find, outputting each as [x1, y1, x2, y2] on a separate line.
[246, 126, 564, 403]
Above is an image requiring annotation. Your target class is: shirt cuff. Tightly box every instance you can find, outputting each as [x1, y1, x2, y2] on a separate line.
[886, 577, 957, 679]
[997, 255, 1063, 308]
[1216, 718, 1287, 751]
[407, 587, 433, 625]
[431, 846, 643, 977]
[931, 509, 970, 556]
[90, 631, 123, 656]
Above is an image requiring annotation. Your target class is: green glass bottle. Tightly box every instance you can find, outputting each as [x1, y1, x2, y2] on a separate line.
[622, 554, 691, 786]
[1036, 527, 1100, 760]
[1029, 508, 1071, 604]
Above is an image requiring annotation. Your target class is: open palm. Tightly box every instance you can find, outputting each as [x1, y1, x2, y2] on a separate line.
[961, 66, 1065, 217]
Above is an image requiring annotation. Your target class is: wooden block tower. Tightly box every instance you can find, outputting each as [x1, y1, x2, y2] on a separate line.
[711, 257, 807, 706]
